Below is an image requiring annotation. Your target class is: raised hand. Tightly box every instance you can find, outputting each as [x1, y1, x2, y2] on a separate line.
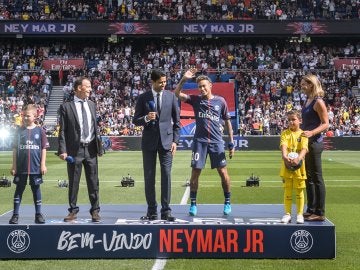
[183, 68, 198, 79]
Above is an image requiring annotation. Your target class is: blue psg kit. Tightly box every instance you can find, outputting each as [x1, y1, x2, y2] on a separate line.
[14, 126, 49, 175]
[186, 95, 231, 143]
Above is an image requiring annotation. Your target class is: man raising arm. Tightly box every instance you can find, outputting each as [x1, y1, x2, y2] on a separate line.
[175, 68, 235, 216]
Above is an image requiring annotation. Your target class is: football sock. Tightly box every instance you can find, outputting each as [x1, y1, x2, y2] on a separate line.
[190, 191, 197, 205]
[224, 192, 231, 204]
[31, 185, 42, 214]
[296, 188, 304, 215]
[13, 184, 26, 215]
[284, 186, 292, 214]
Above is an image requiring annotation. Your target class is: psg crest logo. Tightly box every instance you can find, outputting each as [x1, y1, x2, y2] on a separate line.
[301, 22, 313, 34]
[123, 23, 135, 33]
[290, 230, 313, 253]
[7, 229, 31, 253]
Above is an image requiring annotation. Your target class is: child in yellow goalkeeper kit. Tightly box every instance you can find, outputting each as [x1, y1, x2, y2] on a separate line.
[279, 110, 308, 224]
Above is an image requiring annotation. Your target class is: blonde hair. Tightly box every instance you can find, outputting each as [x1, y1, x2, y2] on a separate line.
[302, 74, 325, 98]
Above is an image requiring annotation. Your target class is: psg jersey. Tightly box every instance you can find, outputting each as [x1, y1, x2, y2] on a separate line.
[186, 95, 230, 143]
[14, 126, 49, 174]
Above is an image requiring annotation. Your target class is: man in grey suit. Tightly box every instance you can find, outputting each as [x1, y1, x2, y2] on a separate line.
[133, 69, 180, 221]
[58, 77, 103, 223]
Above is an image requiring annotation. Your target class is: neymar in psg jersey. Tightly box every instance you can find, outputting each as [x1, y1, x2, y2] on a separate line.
[175, 68, 235, 216]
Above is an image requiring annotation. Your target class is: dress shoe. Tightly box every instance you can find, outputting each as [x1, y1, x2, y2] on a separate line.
[161, 213, 176, 222]
[140, 213, 158, 220]
[64, 212, 77, 222]
[91, 211, 101, 223]
[303, 212, 313, 217]
[305, 214, 325, 221]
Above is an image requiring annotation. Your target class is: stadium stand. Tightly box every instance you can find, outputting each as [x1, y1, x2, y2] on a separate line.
[0, 0, 359, 21]
[0, 1, 359, 137]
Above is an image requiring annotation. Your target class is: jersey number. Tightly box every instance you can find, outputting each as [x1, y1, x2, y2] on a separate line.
[192, 152, 199, 161]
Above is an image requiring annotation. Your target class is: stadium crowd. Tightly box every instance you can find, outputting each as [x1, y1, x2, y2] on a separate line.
[0, 0, 359, 21]
[1, 36, 359, 137]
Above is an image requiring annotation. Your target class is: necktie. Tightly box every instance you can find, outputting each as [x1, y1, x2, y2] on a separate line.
[156, 93, 161, 115]
[80, 100, 89, 140]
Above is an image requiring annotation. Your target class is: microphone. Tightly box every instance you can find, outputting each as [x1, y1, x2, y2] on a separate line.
[65, 156, 75, 164]
[148, 100, 157, 125]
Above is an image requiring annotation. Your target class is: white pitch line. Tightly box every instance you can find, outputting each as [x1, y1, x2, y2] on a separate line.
[152, 181, 190, 270]
[151, 259, 167, 270]
[180, 185, 190, 205]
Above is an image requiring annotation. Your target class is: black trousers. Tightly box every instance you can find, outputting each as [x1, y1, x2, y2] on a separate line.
[67, 143, 99, 214]
[142, 143, 173, 215]
[305, 141, 326, 216]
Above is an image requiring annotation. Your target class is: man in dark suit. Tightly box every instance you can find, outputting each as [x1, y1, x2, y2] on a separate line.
[58, 77, 103, 223]
[133, 69, 180, 221]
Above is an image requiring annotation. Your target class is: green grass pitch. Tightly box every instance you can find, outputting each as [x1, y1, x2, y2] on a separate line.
[0, 150, 359, 270]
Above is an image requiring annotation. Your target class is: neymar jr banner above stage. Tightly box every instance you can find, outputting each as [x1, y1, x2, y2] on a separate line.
[1, 21, 360, 36]
[179, 82, 236, 136]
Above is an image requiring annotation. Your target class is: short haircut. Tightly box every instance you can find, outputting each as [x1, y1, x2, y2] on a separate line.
[23, 104, 37, 116]
[196, 75, 212, 83]
[73, 77, 88, 92]
[151, 69, 166, 82]
[287, 109, 302, 119]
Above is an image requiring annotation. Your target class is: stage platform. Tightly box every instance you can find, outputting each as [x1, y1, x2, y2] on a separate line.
[0, 204, 335, 259]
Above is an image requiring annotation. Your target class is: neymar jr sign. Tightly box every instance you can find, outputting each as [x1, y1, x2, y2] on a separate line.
[1, 223, 335, 259]
[1, 21, 360, 36]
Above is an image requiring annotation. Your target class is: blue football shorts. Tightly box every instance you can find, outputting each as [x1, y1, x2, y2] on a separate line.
[13, 174, 43, 186]
[191, 140, 227, 169]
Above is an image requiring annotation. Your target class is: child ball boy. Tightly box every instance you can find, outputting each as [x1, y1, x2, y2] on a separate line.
[279, 110, 308, 224]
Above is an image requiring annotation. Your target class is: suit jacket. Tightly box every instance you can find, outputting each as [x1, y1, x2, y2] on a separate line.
[133, 90, 180, 151]
[58, 99, 103, 157]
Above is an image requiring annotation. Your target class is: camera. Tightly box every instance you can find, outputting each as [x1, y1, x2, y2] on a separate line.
[246, 173, 260, 187]
[58, 179, 68, 188]
[0, 174, 11, 187]
[121, 174, 135, 187]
